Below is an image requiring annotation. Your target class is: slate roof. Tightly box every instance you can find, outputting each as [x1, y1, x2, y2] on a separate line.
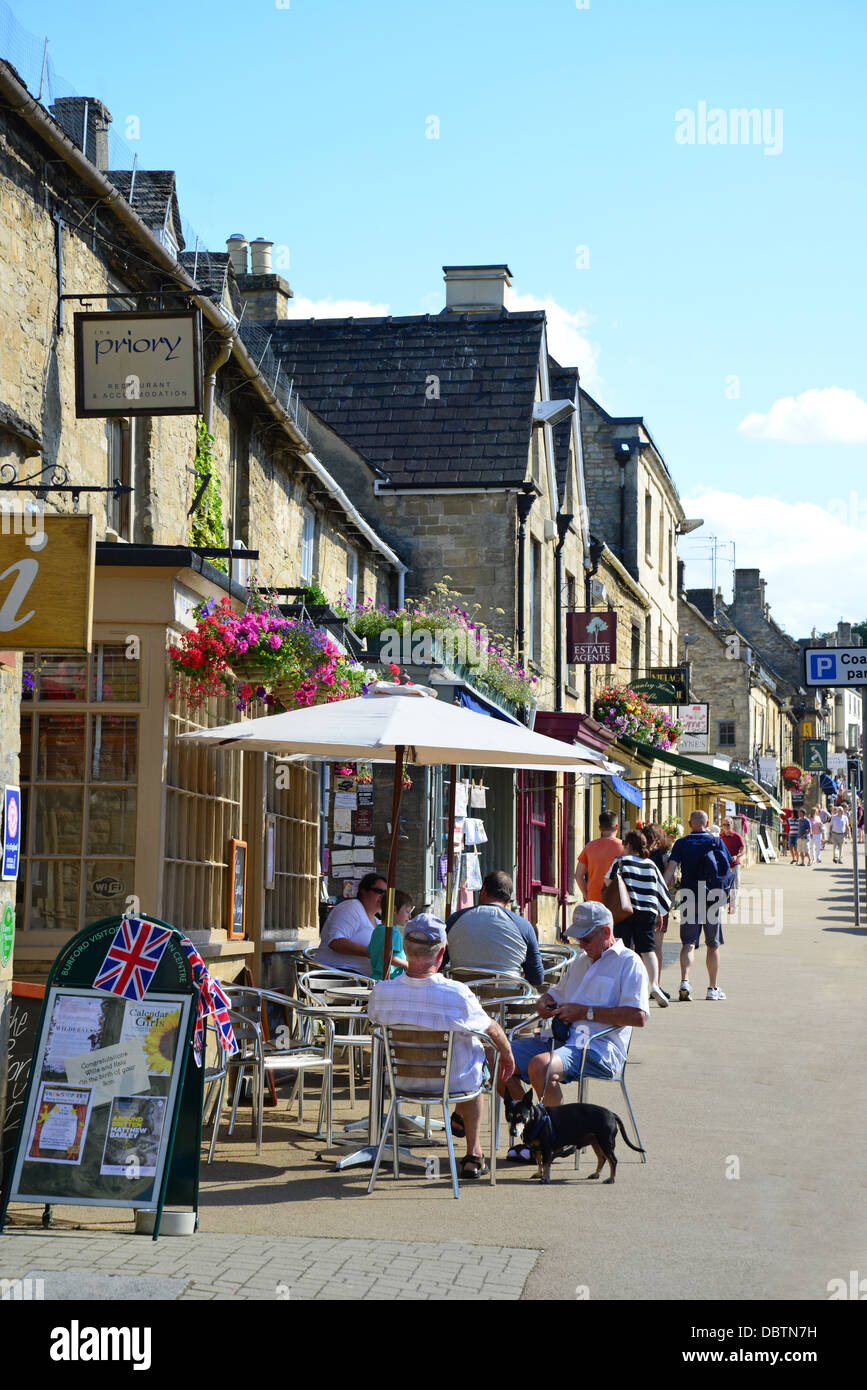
[177, 251, 242, 316]
[269, 311, 546, 487]
[548, 358, 579, 493]
[105, 171, 185, 251]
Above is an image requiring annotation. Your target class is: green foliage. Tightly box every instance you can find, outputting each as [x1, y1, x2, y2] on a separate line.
[188, 419, 227, 573]
[300, 579, 329, 607]
[852, 621, 867, 646]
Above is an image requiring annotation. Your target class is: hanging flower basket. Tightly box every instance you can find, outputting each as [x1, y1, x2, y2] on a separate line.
[593, 684, 682, 750]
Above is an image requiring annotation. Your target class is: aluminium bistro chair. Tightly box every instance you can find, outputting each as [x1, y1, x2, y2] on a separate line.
[297, 968, 374, 1107]
[367, 1024, 501, 1200]
[507, 1015, 645, 1168]
[539, 942, 577, 985]
[207, 987, 334, 1160]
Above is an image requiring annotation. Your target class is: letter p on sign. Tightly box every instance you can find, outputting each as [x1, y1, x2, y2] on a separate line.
[810, 653, 836, 682]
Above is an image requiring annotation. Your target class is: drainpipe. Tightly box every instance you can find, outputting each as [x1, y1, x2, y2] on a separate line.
[583, 534, 605, 844]
[203, 327, 234, 433]
[515, 483, 537, 665]
[554, 512, 573, 713]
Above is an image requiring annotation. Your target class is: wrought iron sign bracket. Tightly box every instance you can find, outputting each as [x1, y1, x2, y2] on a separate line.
[0, 462, 132, 514]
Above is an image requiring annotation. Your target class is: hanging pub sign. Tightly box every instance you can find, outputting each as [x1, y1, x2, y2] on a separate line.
[633, 666, 689, 704]
[74, 310, 203, 418]
[566, 611, 617, 664]
[0, 514, 94, 650]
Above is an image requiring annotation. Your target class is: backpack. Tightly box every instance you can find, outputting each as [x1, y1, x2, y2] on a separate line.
[702, 839, 735, 894]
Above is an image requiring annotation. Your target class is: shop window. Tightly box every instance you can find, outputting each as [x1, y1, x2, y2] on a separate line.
[346, 548, 358, 607]
[529, 773, 556, 891]
[644, 493, 652, 558]
[107, 418, 132, 539]
[263, 754, 320, 936]
[17, 645, 140, 932]
[164, 689, 243, 934]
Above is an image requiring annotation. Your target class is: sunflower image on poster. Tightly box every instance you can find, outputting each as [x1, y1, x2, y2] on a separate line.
[121, 1003, 181, 1076]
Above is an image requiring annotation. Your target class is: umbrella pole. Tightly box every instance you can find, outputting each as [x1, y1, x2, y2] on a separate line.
[382, 746, 405, 979]
[445, 765, 457, 916]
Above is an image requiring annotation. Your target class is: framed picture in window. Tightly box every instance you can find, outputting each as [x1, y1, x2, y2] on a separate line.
[228, 839, 247, 939]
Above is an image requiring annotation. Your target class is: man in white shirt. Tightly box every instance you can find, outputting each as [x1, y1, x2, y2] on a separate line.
[830, 809, 850, 864]
[315, 872, 387, 973]
[498, 901, 648, 1110]
[368, 917, 515, 1179]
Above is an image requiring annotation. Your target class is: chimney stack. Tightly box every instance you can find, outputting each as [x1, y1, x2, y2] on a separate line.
[226, 234, 249, 277]
[50, 96, 112, 170]
[443, 264, 512, 312]
[230, 234, 292, 324]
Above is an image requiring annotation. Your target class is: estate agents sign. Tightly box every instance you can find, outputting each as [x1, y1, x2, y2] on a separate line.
[74, 310, 203, 418]
[566, 612, 617, 664]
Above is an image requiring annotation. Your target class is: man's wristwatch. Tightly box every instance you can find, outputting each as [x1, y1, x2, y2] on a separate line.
[586, 1006, 595, 1022]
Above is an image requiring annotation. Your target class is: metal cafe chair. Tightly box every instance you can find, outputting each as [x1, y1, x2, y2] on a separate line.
[539, 943, 577, 984]
[296, 969, 373, 1108]
[367, 1023, 501, 1200]
[206, 987, 334, 1159]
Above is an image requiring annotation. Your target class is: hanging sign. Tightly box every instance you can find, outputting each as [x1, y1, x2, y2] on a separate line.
[803, 738, 828, 773]
[0, 514, 95, 650]
[566, 612, 617, 664]
[74, 310, 203, 418]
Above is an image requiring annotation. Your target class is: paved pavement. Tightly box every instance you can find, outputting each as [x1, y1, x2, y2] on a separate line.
[2, 847, 866, 1301]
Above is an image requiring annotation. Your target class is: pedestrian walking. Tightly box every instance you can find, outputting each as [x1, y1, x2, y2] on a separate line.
[575, 810, 624, 903]
[807, 806, 824, 866]
[785, 809, 801, 864]
[646, 823, 673, 999]
[720, 816, 746, 909]
[829, 807, 851, 864]
[603, 828, 671, 1007]
[664, 810, 733, 1001]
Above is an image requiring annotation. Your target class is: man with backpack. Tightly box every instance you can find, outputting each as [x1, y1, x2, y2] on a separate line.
[664, 811, 733, 1001]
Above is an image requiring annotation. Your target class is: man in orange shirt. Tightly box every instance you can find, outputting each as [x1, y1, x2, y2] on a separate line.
[576, 811, 624, 902]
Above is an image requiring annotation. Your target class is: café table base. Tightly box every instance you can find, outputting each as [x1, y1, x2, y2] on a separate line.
[317, 1143, 431, 1173]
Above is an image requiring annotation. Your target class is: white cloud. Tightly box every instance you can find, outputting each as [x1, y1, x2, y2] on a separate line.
[738, 387, 867, 443]
[282, 296, 391, 319]
[506, 291, 601, 392]
[679, 487, 867, 635]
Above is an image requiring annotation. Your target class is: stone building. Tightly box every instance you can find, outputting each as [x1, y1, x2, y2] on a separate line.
[266, 266, 606, 932]
[0, 65, 403, 1001]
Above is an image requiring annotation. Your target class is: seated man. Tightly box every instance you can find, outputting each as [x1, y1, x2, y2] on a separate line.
[445, 870, 544, 986]
[368, 916, 515, 1180]
[498, 901, 648, 1113]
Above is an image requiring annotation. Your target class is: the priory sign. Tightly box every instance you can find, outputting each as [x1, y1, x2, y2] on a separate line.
[74, 310, 203, 418]
[567, 612, 617, 664]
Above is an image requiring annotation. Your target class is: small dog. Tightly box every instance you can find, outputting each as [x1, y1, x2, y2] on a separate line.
[521, 1101, 645, 1183]
[503, 1088, 536, 1159]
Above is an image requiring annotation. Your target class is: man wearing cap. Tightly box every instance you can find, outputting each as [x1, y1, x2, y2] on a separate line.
[367, 915, 516, 1180]
[498, 901, 648, 1112]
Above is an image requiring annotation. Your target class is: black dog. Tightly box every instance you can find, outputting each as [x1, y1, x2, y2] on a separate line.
[521, 1101, 645, 1183]
[503, 1088, 536, 1161]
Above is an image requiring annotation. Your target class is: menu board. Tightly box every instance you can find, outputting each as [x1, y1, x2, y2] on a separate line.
[8, 987, 190, 1209]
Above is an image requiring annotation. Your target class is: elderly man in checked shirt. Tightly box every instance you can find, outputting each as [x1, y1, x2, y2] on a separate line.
[367, 915, 515, 1180]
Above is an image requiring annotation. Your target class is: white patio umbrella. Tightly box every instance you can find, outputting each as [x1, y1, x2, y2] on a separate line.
[180, 682, 608, 975]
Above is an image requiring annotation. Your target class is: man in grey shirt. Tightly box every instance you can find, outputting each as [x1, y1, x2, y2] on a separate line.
[445, 871, 544, 986]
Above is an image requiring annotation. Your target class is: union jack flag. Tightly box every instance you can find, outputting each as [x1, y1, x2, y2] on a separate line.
[177, 935, 237, 1065]
[93, 918, 172, 1000]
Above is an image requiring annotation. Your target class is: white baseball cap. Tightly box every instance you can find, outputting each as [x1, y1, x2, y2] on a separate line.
[567, 901, 614, 940]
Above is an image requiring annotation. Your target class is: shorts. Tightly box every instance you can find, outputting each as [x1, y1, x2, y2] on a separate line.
[614, 911, 656, 955]
[787, 834, 800, 848]
[679, 918, 725, 949]
[511, 1035, 617, 1085]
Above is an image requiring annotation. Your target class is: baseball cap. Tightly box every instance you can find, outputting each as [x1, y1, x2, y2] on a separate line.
[567, 901, 613, 940]
[403, 913, 448, 945]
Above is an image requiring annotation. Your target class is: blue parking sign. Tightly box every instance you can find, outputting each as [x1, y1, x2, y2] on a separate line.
[808, 651, 838, 683]
[3, 785, 21, 881]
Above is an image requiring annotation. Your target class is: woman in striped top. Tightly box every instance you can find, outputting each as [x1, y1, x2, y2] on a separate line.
[604, 828, 671, 1007]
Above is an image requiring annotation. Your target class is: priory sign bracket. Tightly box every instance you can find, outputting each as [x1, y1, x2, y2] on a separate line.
[0, 461, 132, 514]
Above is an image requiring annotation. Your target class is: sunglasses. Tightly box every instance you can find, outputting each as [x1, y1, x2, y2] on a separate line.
[369, 886, 387, 896]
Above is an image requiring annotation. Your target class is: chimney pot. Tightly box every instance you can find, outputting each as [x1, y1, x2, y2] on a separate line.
[250, 237, 273, 275]
[226, 234, 248, 277]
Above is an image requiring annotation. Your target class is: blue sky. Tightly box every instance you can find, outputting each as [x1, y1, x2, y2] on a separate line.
[15, 0, 867, 632]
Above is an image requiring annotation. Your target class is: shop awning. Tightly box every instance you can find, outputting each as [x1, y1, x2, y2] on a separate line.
[457, 687, 519, 725]
[609, 774, 643, 808]
[622, 739, 782, 813]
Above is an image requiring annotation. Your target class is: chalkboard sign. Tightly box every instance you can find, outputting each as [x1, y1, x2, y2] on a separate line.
[1, 982, 45, 1193]
[228, 839, 247, 939]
